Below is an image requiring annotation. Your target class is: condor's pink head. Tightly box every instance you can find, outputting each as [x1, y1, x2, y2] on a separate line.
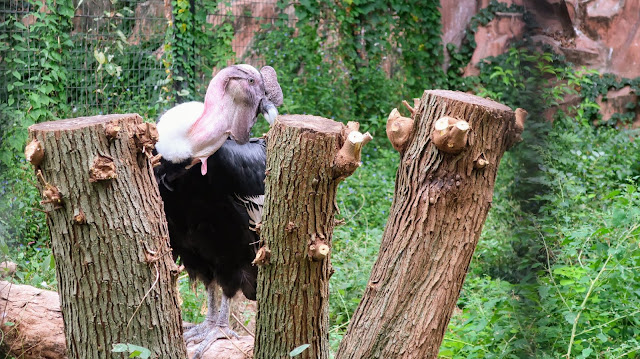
[156, 64, 282, 175]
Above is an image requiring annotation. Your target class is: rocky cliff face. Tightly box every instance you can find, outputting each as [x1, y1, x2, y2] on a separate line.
[442, 0, 640, 79]
[441, 0, 640, 126]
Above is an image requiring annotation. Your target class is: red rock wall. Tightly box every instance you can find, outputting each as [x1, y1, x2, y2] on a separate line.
[440, 0, 640, 79]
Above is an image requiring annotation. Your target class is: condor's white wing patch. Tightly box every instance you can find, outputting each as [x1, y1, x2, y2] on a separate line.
[233, 194, 264, 230]
[155, 101, 204, 163]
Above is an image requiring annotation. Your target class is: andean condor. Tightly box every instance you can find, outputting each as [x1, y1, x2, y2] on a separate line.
[153, 64, 282, 358]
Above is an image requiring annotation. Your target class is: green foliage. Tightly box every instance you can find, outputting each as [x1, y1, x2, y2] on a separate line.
[170, 0, 236, 100]
[330, 140, 396, 348]
[0, 0, 73, 281]
[579, 74, 640, 127]
[289, 344, 310, 357]
[251, 0, 444, 133]
[442, 55, 640, 357]
[1, 0, 73, 161]
[112, 343, 152, 358]
[251, 19, 355, 121]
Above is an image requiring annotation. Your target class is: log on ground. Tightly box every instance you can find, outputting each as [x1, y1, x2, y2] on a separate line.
[0, 281, 254, 359]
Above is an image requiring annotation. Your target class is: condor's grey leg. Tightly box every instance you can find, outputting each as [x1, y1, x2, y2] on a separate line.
[190, 293, 240, 359]
[184, 282, 219, 344]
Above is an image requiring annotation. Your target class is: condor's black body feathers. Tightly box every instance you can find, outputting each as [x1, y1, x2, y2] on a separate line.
[154, 138, 266, 300]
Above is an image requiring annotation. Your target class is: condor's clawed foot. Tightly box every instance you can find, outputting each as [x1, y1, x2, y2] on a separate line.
[184, 318, 218, 345]
[189, 325, 240, 359]
[185, 286, 239, 359]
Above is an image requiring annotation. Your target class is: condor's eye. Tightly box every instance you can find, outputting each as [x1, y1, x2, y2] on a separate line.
[248, 78, 255, 84]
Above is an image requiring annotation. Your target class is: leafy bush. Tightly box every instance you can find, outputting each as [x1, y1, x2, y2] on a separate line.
[3, 2, 640, 358]
[251, 0, 444, 133]
[330, 140, 396, 348]
[442, 62, 640, 358]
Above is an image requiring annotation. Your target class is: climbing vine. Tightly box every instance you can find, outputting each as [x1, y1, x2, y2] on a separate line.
[170, 0, 236, 100]
[0, 0, 74, 261]
[251, 0, 444, 133]
[580, 74, 640, 126]
[0, 0, 74, 162]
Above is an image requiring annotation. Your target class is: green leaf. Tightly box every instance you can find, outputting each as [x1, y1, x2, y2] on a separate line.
[604, 190, 621, 199]
[116, 30, 129, 44]
[563, 311, 577, 324]
[112, 343, 129, 352]
[580, 348, 593, 358]
[127, 345, 151, 358]
[41, 254, 51, 272]
[289, 344, 310, 357]
[94, 49, 106, 65]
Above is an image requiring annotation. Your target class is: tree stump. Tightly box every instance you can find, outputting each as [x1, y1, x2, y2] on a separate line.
[27, 114, 187, 359]
[254, 115, 371, 359]
[336, 90, 524, 359]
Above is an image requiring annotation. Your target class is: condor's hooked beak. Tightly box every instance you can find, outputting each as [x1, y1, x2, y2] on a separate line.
[260, 66, 283, 126]
[260, 99, 279, 125]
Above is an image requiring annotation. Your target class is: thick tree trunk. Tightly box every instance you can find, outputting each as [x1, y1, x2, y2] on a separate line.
[254, 115, 370, 359]
[0, 281, 254, 359]
[336, 90, 524, 359]
[27, 114, 187, 358]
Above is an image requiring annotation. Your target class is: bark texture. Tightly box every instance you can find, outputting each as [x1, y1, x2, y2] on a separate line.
[0, 281, 253, 359]
[28, 114, 187, 359]
[254, 115, 364, 359]
[336, 90, 519, 359]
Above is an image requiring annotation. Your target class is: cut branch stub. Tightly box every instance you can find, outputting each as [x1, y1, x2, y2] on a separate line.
[431, 116, 470, 154]
[134, 122, 160, 163]
[73, 208, 86, 224]
[89, 155, 117, 182]
[333, 125, 372, 180]
[474, 153, 489, 169]
[104, 120, 121, 141]
[41, 183, 63, 208]
[36, 170, 63, 209]
[252, 246, 271, 266]
[308, 233, 330, 261]
[24, 139, 44, 167]
[401, 98, 421, 117]
[386, 108, 415, 153]
[506, 107, 527, 150]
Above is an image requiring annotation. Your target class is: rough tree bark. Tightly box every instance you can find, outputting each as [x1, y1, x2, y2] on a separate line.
[336, 90, 525, 359]
[27, 114, 187, 358]
[254, 115, 371, 359]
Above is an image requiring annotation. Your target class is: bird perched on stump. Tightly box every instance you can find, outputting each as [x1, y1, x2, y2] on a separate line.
[153, 64, 282, 358]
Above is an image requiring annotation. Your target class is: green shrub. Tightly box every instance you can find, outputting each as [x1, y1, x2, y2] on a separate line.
[443, 97, 640, 358]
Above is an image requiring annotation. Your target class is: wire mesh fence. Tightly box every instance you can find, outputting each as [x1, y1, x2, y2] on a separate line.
[0, 0, 287, 118]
